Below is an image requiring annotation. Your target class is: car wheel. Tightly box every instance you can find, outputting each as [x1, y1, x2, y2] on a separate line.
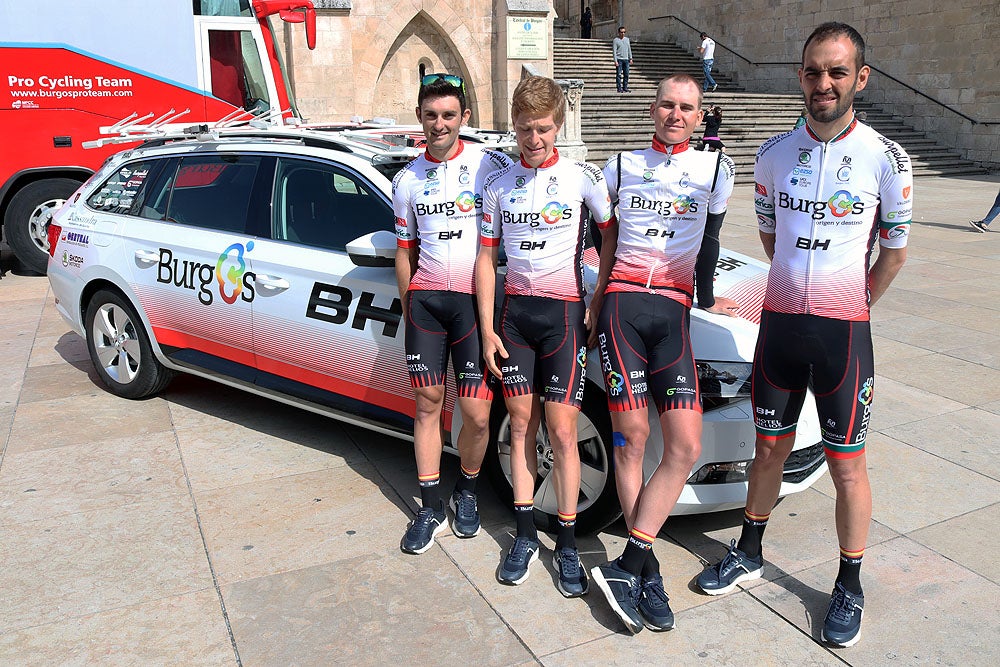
[4, 178, 81, 274]
[486, 383, 621, 534]
[84, 289, 174, 399]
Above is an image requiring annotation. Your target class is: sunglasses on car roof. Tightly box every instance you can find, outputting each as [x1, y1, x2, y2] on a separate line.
[420, 73, 466, 94]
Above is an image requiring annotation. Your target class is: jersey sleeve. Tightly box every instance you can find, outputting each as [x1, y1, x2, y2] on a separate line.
[709, 153, 736, 214]
[601, 155, 619, 205]
[753, 145, 777, 234]
[582, 162, 614, 229]
[876, 139, 912, 249]
[479, 172, 502, 247]
[391, 167, 417, 248]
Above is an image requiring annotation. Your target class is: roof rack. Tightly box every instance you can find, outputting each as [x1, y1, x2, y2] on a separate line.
[81, 107, 294, 149]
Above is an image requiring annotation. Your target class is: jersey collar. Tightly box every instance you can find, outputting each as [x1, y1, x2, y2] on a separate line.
[424, 139, 466, 164]
[804, 117, 858, 143]
[651, 135, 691, 155]
[520, 147, 560, 169]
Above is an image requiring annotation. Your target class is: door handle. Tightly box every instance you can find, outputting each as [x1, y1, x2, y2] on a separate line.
[254, 274, 290, 295]
[133, 249, 160, 268]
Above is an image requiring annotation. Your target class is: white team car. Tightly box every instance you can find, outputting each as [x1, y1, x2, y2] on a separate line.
[46, 127, 826, 533]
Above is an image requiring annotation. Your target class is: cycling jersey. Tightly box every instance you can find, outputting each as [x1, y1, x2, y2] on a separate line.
[603, 136, 735, 308]
[755, 119, 912, 321]
[393, 141, 512, 293]
[480, 149, 613, 300]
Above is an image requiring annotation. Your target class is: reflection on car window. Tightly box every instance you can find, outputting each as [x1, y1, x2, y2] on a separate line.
[273, 157, 392, 251]
[86, 160, 158, 216]
[165, 154, 262, 233]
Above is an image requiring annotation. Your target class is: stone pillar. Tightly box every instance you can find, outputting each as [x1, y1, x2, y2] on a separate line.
[556, 78, 587, 161]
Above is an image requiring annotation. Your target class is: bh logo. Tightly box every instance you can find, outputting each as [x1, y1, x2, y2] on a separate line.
[455, 191, 478, 212]
[606, 371, 625, 396]
[540, 201, 567, 224]
[672, 194, 695, 214]
[217, 241, 254, 304]
[828, 190, 860, 218]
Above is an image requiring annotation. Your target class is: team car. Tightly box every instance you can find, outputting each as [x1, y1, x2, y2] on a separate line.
[45, 126, 827, 533]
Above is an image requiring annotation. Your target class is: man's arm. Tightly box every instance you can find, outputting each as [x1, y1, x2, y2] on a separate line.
[696, 211, 739, 316]
[587, 223, 618, 347]
[395, 246, 417, 300]
[759, 230, 776, 261]
[475, 244, 506, 378]
[868, 245, 906, 306]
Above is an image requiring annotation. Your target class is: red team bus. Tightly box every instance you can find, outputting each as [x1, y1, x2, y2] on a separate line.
[0, 0, 316, 273]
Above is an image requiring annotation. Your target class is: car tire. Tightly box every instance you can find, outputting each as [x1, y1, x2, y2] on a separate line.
[4, 178, 81, 275]
[84, 289, 174, 399]
[485, 383, 621, 534]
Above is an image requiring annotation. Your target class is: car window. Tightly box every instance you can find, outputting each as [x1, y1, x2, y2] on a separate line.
[273, 157, 392, 251]
[135, 158, 178, 221]
[164, 154, 262, 233]
[86, 159, 160, 216]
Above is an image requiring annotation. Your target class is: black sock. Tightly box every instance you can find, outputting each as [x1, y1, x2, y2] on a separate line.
[836, 548, 864, 595]
[555, 512, 577, 550]
[455, 463, 480, 495]
[514, 501, 537, 539]
[618, 528, 654, 576]
[735, 509, 769, 559]
[418, 472, 441, 511]
[641, 549, 660, 579]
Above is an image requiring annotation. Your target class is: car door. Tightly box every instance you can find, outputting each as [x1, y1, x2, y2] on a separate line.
[248, 154, 414, 432]
[121, 152, 270, 382]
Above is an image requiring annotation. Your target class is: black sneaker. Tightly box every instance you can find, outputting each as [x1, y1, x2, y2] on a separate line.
[638, 573, 675, 631]
[970, 219, 989, 233]
[400, 506, 447, 554]
[591, 560, 644, 634]
[696, 539, 764, 595]
[497, 536, 540, 585]
[448, 490, 481, 538]
[822, 582, 865, 647]
[553, 546, 589, 597]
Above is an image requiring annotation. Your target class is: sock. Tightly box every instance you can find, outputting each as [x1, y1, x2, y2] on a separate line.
[736, 509, 770, 559]
[836, 547, 864, 595]
[555, 511, 577, 550]
[618, 527, 655, 576]
[454, 463, 480, 495]
[418, 471, 442, 511]
[514, 501, 537, 539]
[641, 548, 660, 579]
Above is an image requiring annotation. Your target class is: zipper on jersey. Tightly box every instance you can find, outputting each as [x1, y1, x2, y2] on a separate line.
[442, 160, 453, 292]
[528, 166, 539, 296]
[808, 142, 830, 315]
[646, 261, 656, 291]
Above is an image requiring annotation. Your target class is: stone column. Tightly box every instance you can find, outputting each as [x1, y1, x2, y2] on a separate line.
[556, 78, 587, 161]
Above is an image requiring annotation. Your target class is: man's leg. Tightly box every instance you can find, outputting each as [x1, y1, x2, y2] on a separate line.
[609, 409, 651, 528]
[497, 393, 542, 584]
[616, 60, 624, 92]
[623, 60, 631, 91]
[449, 395, 492, 537]
[400, 384, 449, 554]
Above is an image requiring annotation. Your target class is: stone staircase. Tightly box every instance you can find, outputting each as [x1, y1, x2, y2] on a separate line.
[554, 37, 987, 181]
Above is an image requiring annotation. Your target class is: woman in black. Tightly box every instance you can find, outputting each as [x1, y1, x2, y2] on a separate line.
[701, 106, 725, 152]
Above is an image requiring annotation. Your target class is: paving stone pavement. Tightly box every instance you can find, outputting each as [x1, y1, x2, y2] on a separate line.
[1, 174, 998, 666]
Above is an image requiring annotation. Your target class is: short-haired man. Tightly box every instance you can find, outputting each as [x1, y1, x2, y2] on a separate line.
[613, 26, 633, 93]
[394, 73, 513, 554]
[589, 73, 738, 633]
[476, 75, 614, 596]
[696, 23, 912, 648]
[698, 32, 718, 93]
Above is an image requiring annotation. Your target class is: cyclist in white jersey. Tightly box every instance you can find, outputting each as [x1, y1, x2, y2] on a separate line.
[589, 73, 738, 634]
[697, 23, 911, 649]
[393, 74, 512, 556]
[476, 76, 613, 597]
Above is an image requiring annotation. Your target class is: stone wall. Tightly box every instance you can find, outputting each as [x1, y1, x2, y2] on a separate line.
[558, 0, 1000, 169]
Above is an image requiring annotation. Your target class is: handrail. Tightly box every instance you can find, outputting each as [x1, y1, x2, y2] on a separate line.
[648, 14, 1000, 126]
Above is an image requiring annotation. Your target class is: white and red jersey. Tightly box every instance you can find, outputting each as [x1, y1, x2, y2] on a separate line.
[480, 149, 613, 300]
[603, 136, 735, 307]
[392, 141, 512, 293]
[755, 119, 912, 321]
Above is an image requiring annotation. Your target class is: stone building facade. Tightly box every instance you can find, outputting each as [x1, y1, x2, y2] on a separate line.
[280, 1, 998, 168]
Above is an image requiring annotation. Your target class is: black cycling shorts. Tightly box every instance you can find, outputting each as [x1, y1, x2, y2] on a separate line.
[751, 309, 874, 458]
[498, 295, 587, 408]
[596, 292, 700, 414]
[403, 290, 494, 400]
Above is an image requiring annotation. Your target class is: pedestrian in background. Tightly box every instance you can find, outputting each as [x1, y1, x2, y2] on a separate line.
[970, 187, 1000, 232]
[613, 26, 633, 93]
[699, 32, 718, 92]
[701, 105, 725, 151]
[581, 7, 593, 39]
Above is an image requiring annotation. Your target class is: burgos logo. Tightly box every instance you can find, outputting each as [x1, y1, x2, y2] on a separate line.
[540, 201, 570, 224]
[157, 241, 256, 305]
[672, 194, 696, 215]
[455, 190, 482, 213]
[827, 190, 861, 218]
[606, 370, 625, 396]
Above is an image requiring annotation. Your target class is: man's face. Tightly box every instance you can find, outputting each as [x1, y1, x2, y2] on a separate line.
[513, 112, 560, 168]
[650, 79, 704, 145]
[618, 28, 626, 38]
[798, 35, 869, 124]
[415, 94, 470, 157]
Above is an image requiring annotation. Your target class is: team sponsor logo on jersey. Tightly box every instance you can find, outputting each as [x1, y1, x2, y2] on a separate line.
[755, 182, 768, 196]
[879, 223, 909, 240]
[424, 169, 437, 180]
[577, 347, 587, 367]
[515, 176, 526, 188]
[792, 166, 813, 176]
[790, 176, 811, 188]
[886, 208, 912, 220]
[546, 182, 558, 195]
[643, 169, 654, 182]
[836, 165, 851, 181]
[679, 172, 692, 188]
[757, 214, 775, 230]
[855, 377, 874, 444]
[606, 370, 625, 396]
[902, 186, 911, 199]
[627, 194, 699, 217]
[798, 151, 811, 165]
[877, 137, 910, 174]
[458, 166, 471, 185]
[395, 217, 407, 227]
[776, 190, 864, 220]
[755, 196, 774, 211]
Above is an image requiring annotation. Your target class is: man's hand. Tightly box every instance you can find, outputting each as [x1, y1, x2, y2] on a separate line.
[481, 330, 508, 379]
[585, 295, 603, 348]
[703, 296, 740, 317]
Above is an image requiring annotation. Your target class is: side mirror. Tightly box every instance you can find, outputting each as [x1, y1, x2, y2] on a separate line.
[347, 230, 396, 267]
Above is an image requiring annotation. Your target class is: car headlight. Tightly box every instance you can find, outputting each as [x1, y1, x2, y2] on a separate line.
[697, 360, 752, 411]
